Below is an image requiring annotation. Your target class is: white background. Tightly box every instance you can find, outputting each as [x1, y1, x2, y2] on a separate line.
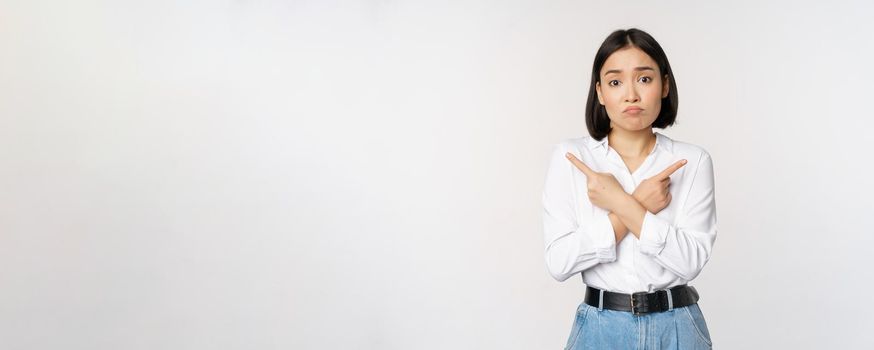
[1, 0, 873, 349]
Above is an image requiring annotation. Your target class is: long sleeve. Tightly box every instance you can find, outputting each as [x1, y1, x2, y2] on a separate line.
[638, 152, 718, 281]
[542, 143, 617, 282]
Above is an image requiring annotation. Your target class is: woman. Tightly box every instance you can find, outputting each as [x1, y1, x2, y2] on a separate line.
[542, 28, 717, 349]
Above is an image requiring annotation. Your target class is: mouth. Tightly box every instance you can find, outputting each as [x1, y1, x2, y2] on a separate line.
[623, 108, 643, 114]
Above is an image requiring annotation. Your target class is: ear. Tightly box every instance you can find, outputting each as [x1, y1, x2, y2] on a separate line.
[596, 81, 605, 105]
[662, 74, 670, 98]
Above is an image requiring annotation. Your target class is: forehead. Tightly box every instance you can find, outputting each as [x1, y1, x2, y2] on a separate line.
[600, 46, 659, 76]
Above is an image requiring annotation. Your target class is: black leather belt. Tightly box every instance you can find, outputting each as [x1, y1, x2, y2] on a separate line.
[584, 284, 699, 316]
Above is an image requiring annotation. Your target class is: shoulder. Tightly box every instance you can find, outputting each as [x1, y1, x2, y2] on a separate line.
[549, 136, 591, 155]
[661, 135, 715, 179]
[544, 136, 592, 171]
[663, 134, 712, 162]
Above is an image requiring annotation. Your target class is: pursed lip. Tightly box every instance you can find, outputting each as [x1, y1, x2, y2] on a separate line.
[623, 106, 643, 112]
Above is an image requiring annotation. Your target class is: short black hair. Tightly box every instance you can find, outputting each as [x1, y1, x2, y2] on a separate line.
[585, 28, 679, 140]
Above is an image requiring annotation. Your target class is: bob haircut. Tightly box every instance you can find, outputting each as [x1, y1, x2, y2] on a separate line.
[585, 28, 679, 140]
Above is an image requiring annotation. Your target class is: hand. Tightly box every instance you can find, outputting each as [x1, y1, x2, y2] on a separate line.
[631, 159, 687, 214]
[565, 152, 627, 212]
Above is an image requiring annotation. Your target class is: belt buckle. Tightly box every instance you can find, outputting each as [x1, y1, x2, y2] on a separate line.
[630, 292, 646, 316]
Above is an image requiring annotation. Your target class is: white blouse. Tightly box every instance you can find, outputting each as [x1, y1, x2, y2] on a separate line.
[541, 131, 718, 293]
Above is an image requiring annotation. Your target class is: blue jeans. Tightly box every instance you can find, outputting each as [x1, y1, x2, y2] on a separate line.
[564, 301, 713, 349]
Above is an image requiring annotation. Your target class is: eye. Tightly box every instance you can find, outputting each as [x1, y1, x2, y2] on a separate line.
[639, 76, 652, 84]
[608, 80, 620, 87]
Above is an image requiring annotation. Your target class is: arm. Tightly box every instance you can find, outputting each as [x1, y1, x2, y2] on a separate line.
[609, 212, 630, 243]
[611, 153, 718, 281]
[542, 144, 618, 282]
[611, 195, 647, 238]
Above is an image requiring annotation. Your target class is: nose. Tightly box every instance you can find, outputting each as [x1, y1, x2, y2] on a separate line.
[624, 84, 640, 103]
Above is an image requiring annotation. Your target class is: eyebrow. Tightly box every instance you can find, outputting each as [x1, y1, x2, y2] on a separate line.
[603, 66, 656, 76]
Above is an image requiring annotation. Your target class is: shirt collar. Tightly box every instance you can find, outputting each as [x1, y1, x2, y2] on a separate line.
[586, 131, 674, 156]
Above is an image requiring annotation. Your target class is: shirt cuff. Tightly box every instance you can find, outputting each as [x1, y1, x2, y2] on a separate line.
[639, 211, 671, 256]
[585, 208, 617, 263]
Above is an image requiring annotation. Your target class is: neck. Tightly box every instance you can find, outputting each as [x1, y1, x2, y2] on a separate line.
[608, 128, 656, 157]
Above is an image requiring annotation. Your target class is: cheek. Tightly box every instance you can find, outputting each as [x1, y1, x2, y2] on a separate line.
[603, 90, 624, 107]
[642, 88, 663, 110]
[644, 85, 664, 101]
[648, 93, 662, 108]
[645, 100, 662, 122]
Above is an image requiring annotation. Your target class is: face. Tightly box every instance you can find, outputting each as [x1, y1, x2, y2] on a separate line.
[595, 46, 670, 133]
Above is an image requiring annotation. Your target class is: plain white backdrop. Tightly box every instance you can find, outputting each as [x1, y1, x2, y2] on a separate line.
[1, 0, 873, 349]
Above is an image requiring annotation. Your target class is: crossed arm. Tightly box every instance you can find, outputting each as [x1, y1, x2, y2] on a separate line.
[606, 198, 658, 243]
[542, 145, 716, 282]
[608, 212, 631, 243]
[566, 152, 687, 244]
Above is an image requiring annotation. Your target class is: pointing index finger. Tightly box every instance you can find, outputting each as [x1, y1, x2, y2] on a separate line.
[657, 159, 688, 179]
[565, 152, 595, 177]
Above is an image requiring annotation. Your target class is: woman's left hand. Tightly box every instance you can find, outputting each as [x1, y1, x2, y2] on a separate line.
[565, 152, 627, 212]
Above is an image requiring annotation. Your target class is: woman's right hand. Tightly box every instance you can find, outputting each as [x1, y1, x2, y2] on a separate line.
[632, 160, 687, 214]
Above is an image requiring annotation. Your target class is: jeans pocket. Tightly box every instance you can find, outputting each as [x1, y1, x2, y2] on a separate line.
[682, 303, 713, 347]
[564, 303, 591, 350]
